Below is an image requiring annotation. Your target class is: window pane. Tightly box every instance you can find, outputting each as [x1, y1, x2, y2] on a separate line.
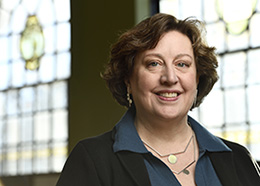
[52, 81, 68, 109]
[159, 0, 180, 17]
[53, 109, 68, 140]
[206, 22, 226, 53]
[204, 0, 219, 22]
[0, 64, 9, 90]
[0, 92, 6, 116]
[19, 145, 33, 174]
[37, 0, 55, 26]
[25, 69, 38, 85]
[225, 124, 248, 146]
[39, 55, 55, 83]
[54, 0, 71, 22]
[0, 9, 10, 35]
[0, 37, 10, 63]
[10, 4, 27, 34]
[21, 0, 41, 15]
[34, 144, 49, 173]
[51, 141, 67, 172]
[181, 0, 202, 19]
[11, 59, 25, 87]
[226, 31, 249, 51]
[249, 13, 260, 47]
[36, 84, 50, 111]
[43, 26, 56, 54]
[7, 90, 18, 115]
[225, 88, 246, 124]
[247, 85, 260, 123]
[250, 123, 260, 160]
[222, 52, 246, 88]
[57, 52, 71, 79]
[6, 117, 19, 145]
[34, 111, 50, 142]
[57, 23, 71, 52]
[20, 87, 35, 113]
[247, 49, 260, 85]
[1, 0, 20, 11]
[5, 147, 18, 175]
[21, 115, 33, 143]
[200, 89, 224, 127]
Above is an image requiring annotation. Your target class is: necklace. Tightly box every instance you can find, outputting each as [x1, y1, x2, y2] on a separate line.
[142, 132, 196, 175]
[142, 134, 193, 165]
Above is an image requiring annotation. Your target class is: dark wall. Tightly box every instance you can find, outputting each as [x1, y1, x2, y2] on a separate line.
[69, 0, 136, 151]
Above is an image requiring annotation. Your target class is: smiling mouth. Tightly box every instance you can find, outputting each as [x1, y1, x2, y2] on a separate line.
[157, 92, 178, 98]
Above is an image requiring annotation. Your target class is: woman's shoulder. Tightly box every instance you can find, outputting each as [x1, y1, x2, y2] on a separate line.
[76, 129, 115, 151]
[218, 137, 250, 154]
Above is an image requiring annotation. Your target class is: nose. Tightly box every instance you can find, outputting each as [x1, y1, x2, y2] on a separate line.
[160, 66, 178, 85]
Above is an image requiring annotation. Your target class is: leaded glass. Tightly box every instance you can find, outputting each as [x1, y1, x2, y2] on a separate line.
[222, 52, 246, 88]
[247, 85, 260, 122]
[0, 0, 70, 176]
[159, 0, 260, 161]
[200, 89, 224, 127]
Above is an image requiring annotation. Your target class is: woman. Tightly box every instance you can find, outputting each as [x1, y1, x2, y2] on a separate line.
[57, 13, 260, 186]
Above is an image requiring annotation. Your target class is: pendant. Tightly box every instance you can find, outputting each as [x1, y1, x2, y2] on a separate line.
[183, 169, 190, 175]
[168, 154, 177, 164]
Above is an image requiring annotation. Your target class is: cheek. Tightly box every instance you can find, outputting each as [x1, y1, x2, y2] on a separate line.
[130, 71, 155, 96]
[182, 73, 198, 91]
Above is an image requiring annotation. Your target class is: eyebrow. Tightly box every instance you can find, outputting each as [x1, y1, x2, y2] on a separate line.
[144, 53, 194, 60]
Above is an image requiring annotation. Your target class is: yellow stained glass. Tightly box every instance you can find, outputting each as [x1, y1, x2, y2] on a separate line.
[20, 15, 45, 70]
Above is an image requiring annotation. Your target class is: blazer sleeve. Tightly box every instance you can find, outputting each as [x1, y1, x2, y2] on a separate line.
[56, 142, 101, 186]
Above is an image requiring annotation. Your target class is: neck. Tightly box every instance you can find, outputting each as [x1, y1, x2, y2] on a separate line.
[135, 113, 192, 147]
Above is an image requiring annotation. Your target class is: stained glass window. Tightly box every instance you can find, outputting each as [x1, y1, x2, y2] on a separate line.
[158, 0, 260, 161]
[0, 0, 70, 176]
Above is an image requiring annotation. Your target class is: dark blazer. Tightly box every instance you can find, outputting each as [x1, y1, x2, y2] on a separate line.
[56, 128, 260, 186]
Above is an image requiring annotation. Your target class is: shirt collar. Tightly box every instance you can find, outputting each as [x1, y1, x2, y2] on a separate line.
[113, 107, 148, 153]
[113, 107, 231, 153]
[188, 116, 231, 152]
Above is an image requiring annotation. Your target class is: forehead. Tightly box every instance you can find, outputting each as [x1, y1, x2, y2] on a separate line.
[140, 31, 194, 59]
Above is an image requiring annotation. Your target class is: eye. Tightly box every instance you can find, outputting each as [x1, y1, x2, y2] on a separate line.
[149, 61, 159, 67]
[177, 62, 189, 68]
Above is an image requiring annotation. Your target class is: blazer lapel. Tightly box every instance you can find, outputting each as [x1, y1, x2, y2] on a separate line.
[117, 151, 151, 186]
[208, 151, 242, 186]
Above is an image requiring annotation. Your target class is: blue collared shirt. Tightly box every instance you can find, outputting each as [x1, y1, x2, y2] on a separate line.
[113, 108, 231, 186]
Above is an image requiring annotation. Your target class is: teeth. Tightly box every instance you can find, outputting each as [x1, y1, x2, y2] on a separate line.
[159, 92, 178, 98]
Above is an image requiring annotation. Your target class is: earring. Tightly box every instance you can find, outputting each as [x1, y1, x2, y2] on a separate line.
[192, 89, 198, 108]
[127, 92, 132, 107]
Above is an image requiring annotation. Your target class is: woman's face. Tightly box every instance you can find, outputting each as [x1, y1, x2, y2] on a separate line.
[129, 30, 198, 122]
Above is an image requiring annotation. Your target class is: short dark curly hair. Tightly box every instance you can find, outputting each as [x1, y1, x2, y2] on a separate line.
[102, 13, 218, 109]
